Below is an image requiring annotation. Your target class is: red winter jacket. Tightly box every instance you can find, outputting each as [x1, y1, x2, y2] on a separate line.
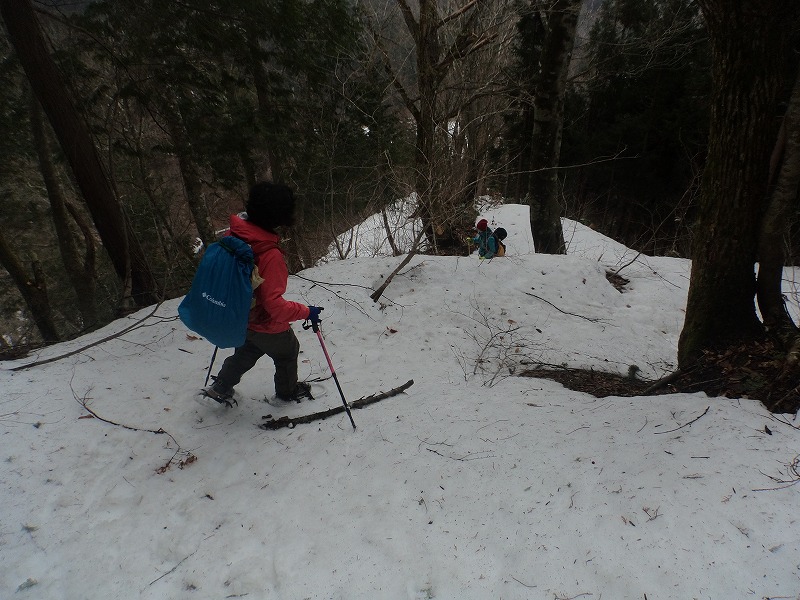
[228, 214, 310, 334]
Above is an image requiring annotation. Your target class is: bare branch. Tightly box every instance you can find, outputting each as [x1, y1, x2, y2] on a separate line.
[653, 406, 710, 434]
[395, 0, 419, 44]
[370, 227, 427, 302]
[372, 31, 420, 121]
[524, 292, 606, 323]
[72, 382, 192, 474]
[11, 303, 174, 371]
[259, 380, 414, 430]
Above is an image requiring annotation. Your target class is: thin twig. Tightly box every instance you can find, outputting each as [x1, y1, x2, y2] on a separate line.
[654, 406, 710, 434]
[73, 383, 191, 473]
[511, 575, 536, 588]
[292, 273, 375, 292]
[610, 251, 643, 278]
[291, 274, 374, 320]
[148, 549, 198, 586]
[524, 293, 604, 323]
[12, 304, 169, 371]
[753, 454, 800, 491]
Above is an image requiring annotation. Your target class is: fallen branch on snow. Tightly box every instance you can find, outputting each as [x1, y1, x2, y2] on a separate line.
[12, 304, 174, 371]
[524, 292, 605, 323]
[370, 228, 427, 302]
[654, 406, 710, 434]
[753, 453, 800, 491]
[73, 382, 192, 473]
[259, 379, 414, 430]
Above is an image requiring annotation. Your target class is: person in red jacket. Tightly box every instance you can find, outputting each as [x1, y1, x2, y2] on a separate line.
[204, 181, 323, 405]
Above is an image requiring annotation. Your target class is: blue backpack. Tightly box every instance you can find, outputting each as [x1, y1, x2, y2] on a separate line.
[178, 236, 255, 348]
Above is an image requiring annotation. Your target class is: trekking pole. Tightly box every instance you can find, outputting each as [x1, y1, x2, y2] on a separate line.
[305, 320, 356, 430]
[204, 346, 219, 387]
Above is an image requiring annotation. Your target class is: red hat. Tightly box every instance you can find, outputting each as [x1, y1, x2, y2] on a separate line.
[476, 219, 488, 231]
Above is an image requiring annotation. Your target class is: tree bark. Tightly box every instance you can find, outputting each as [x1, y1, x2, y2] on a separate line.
[0, 0, 158, 307]
[29, 94, 99, 328]
[0, 230, 60, 342]
[381, 207, 401, 256]
[161, 92, 216, 248]
[526, 0, 579, 255]
[392, 0, 492, 252]
[246, 24, 285, 183]
[677, 0, 798, 366]
[756, 66, 800, 343]
[412, 0, 443, 248]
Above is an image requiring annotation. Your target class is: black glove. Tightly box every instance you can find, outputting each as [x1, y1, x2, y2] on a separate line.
[307, 306, 324, 325]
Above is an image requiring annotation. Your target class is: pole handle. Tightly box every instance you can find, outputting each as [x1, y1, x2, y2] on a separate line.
[302, 318, 320, 333]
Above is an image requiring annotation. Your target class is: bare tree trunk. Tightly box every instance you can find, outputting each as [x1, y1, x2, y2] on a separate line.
[409, 0, 441, 247]
[0, 0, 158, 307]
[132, 143, 194, 262]
[513, 106, 535, 202]
[282, 191, 311, 272]
[378, 156, 402, 256]
[161, 93, 216, 247]
[677, 0, 798, 366]
[456, 100, 490, 208]
[388, 0, 497, 252]
[526, 0, 580, 255]
[0, 229, 60, 342]
[246, 24, 285, 183]
[756, 67, 800, 344]
[381, 208, 401, 256]
[29, 94, 99, 328]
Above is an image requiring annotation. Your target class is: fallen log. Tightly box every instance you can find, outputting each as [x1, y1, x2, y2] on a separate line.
[259, 379, 414, 430]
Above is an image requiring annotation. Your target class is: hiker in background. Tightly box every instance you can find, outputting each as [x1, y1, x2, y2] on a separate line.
[469, 218, 493, 257]
[486, 227, 507, 258]
[469, 219, 507, 259]
[204, 181, 323, 404]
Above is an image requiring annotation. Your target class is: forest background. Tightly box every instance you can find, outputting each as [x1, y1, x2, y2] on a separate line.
[1, 0, 799, 404]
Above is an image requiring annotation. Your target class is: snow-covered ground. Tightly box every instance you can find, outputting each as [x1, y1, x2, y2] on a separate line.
[2, 204, 798, 599]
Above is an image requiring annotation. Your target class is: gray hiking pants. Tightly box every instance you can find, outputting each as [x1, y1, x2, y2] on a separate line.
[213, 328, 300, 397]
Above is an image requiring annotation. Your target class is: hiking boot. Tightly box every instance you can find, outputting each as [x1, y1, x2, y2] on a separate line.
[201, 386, 237, 408]
[276, 381, 314, 403]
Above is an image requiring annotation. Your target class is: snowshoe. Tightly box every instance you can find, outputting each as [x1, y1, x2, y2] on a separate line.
[275, 381, 314, 403]
[198, 387, 237, 408]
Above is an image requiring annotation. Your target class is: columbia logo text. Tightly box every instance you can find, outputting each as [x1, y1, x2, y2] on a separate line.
[201, 292, 226, 307]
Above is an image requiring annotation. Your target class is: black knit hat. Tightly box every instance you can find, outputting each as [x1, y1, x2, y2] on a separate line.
[494, 227, 507, 240]
[246, 181, 296, 231]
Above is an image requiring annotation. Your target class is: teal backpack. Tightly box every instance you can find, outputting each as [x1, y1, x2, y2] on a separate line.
[178, 237, 255, 348]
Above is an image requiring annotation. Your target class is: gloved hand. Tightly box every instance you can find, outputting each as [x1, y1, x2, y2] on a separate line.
[307, 306, 324, 325]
